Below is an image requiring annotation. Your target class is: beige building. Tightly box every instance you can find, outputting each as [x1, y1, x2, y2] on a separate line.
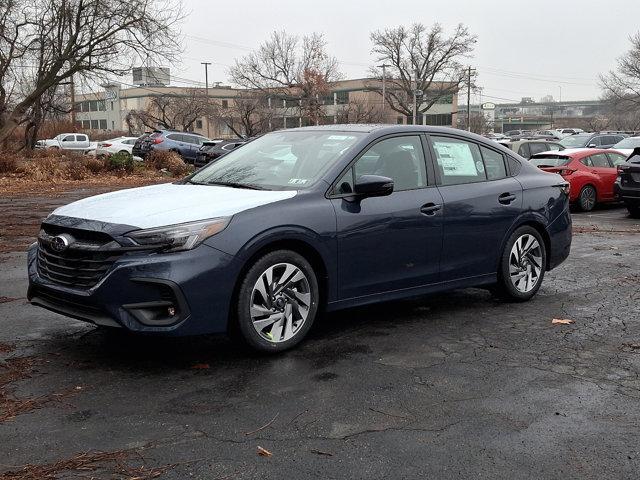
[73, 77, 458, 138]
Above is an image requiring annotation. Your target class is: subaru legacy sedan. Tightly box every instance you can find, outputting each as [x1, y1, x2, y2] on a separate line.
[28, 125, 572, 352]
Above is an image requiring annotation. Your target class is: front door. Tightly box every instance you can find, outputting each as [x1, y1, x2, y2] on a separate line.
[429, 135, 523, 281]
[330, 135, 443, 300]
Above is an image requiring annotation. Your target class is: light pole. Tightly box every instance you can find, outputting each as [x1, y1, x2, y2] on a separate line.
[466, 66, 476, 132]
[201, 62, 211, 137]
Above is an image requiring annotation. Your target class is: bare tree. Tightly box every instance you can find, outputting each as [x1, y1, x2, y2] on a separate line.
[212, 93, 274, 138]
[0, 0, 182, 146]
[369, 23, 476, 118]
[600, 33, 640, 111]
[457, 112, 490, 134]
[128, 89, 210, 132]
[230, 31, 341, 123]
[336, 97, 384, 124]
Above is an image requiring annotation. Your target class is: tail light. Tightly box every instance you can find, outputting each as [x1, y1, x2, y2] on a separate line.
[153, 137, 164, 144]
[558, 168, 575, 177]
[100, 143, 111, 148]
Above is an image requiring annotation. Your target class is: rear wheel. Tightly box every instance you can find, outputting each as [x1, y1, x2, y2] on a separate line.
[231, 250, 319, 353]
[578, 185, 597, 212]
[627, 203, 640, 218]
[494, 226, 546, 302]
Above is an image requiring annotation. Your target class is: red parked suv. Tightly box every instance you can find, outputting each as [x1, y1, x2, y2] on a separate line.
[530, 148, 628, 211]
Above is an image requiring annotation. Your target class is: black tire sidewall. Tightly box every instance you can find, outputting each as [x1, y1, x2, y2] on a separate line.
[578, 185, 596, 211]
[234, 250, 319, 353]
[498, 226, 547, 301]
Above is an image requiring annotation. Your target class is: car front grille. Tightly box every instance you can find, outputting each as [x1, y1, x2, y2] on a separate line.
[36, 227, 124, 289]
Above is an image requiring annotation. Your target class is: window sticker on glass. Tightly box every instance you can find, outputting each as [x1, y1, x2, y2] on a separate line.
[434, 142, 478, 176]
[288, 178, 309, 185]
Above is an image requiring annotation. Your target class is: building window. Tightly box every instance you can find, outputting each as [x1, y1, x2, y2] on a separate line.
[424, 113, 453, 126]
[89, 100, 98, 111]
[196, 119, 203, 129]
[99, 119, 107, 130]
[221, 99, 228, 108]
[82, 120, 90, 129]
[112, 121, 115, 130]
[90, 119, 99, 130]
[98, 100, 106, 111]
[396, 116, 404, 124]
[336, 91, 349, 105]
[110, 101, 114, 110]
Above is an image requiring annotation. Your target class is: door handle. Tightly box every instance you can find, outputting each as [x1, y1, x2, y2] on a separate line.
[498, 192, 517, 205]
[420, 203, 442, 215]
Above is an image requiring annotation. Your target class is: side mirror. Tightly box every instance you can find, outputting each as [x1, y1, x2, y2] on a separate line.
[588, 143, 597, 148]
[354, 175, 394, 198]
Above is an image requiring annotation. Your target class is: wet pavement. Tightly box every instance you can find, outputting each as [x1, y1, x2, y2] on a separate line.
[0, 200, 639, 479]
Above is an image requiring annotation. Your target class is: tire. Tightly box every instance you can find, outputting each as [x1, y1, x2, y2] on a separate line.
[231, 250, 319, 353]
[577, 185, 597, 212]
[627, 204, 640, 218]
[494, 226, 547, 302]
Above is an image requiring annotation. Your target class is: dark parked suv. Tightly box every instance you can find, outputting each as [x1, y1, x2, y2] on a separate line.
[195, 139, 248, 168]
[614, 147, 640, 217]
[560, 132, 627, 149]
[139, 130, 209, 163]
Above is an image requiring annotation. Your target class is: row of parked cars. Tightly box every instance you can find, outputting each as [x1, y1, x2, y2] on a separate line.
[490, 130, 640, 216]
[129, 130, 249, 167]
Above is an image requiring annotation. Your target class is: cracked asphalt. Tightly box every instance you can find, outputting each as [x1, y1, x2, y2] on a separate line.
[1, 194, 639, 479]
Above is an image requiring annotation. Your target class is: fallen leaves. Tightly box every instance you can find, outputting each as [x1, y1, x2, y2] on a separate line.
[0, 448, 176, 480]
[190, 363, 210, 370]
[552, 318, 575, 325]
[0, 296, 20, 304]
[257, 446, 272, 457]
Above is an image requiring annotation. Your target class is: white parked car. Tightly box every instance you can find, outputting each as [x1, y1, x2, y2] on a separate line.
[95, 136, 139, 156]
[611, 136, 640, 158]
[36, 133, 93, 153]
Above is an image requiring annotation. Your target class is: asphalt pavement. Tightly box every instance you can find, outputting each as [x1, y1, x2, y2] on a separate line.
[0, 204, 639, 479]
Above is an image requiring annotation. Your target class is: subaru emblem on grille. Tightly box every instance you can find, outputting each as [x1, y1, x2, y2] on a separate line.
[50, 234, 72, 253]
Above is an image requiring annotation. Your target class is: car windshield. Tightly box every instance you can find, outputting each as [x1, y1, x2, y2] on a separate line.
[613, 137, 640, 149]
[530, 155, 571, 167]
[559, 134, 590, 147]
[189, 131, 363, 190]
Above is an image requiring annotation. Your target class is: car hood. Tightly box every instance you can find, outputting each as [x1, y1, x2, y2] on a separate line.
[52, 183, 297, 229]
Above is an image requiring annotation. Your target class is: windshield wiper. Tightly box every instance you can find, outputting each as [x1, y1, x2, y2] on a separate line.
[206, 181, 265, 190]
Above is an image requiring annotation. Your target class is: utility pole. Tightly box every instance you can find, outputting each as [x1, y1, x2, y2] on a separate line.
[70, 75, 76, 128]
[466, 66, 476, 132]
[413, 68, 418, 125]
[201, 62, 212, 137]
[378, 63, 390, 122]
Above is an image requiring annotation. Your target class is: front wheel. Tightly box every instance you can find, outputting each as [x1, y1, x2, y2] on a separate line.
[231, 250, 319, 353]
[578, 185, 597, 212]
[494, 226, 547, 302]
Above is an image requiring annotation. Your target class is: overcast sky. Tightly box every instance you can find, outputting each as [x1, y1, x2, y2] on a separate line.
[171, 0, 640, 103]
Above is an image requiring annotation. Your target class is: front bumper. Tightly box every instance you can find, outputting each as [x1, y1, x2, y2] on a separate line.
[27, 243, 238, 336]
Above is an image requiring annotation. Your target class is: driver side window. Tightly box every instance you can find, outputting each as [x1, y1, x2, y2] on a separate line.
[335, 136, 427, 194]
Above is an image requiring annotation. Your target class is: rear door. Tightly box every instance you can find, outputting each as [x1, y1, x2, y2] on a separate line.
[428, 135, 523, 281]
[585, 152, 617, 199]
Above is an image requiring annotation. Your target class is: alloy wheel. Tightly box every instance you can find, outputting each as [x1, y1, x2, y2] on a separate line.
[508, 234, 543, 293]
[580, 186, 596, 211]
[250, 262, 311, 343]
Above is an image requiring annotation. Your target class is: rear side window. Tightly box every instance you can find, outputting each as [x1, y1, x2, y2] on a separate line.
[508, 157, 522, 176]
[62, 135, 75, 142]
[480, 146, 507, 180]
[588, 153, 611, 167]
[166, 133, 182, 141]
[528, 143, 549, 156]
[432, 136, 486, 185]
[517, 144, 531, 158]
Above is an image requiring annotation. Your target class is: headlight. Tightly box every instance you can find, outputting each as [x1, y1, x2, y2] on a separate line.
[126, 217, 230, 252]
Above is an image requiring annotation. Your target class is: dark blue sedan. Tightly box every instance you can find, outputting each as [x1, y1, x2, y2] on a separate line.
[28, 125, 572, 352]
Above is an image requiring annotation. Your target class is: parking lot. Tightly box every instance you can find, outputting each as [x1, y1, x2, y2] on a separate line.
[1, 189, 639, 479]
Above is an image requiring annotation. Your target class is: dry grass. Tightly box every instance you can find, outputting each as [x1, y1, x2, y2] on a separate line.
[145, 150, 192, 177]
[0, 448, 176, 480]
